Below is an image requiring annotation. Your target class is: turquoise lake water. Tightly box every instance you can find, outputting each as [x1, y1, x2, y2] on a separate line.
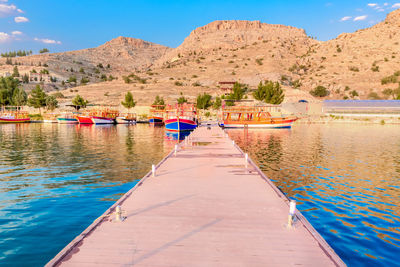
[0, 123, 399, 266]
[228, 124, 400, 266]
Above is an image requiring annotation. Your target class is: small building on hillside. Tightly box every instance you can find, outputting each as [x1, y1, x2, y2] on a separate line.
[218, 81, 236, 94]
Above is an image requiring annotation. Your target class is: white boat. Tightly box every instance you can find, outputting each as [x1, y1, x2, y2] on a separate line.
[116, 116, 136, 124]
[91, 116, 115, 124]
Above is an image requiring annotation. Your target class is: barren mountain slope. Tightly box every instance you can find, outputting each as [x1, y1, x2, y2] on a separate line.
[299, 9, 400, 99]
[0, 37, 171, 92]
[58, 20, 317, 105]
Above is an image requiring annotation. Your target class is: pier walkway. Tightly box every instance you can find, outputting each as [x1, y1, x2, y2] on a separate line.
[48, 125, 345, 266]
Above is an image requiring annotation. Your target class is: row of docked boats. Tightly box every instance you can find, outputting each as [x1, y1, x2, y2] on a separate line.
[1, 104, 298, 129]
[56, 110, 136, 124]
[149, 104, 297, 131]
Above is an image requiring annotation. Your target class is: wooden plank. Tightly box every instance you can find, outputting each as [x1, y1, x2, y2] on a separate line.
[47, 126, 345, 267]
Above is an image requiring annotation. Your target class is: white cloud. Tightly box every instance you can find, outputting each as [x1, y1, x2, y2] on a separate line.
[392, 3, 400, 8]
[367, 3, 378, 7]
[0, 32, 11, 43]
[378, 8, 385, 12]
[14, 16, 28, 23]
[340, 16, 352, 21]
[354, 15, 367, 21]
[0, 3, 17, 16]
[384, 3, 389, 6]
[34, 37, 62, 45]
[11, 31, 22, 35]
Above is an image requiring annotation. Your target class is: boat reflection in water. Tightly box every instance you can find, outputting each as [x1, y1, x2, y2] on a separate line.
[165, 130, 191, 141]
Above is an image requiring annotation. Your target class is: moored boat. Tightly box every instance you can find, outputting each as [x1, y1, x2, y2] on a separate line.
[91, 116, 115, 124]
[165, 104, 198, 132]
[43, 113, 59, 123]
[76, 115, 94, 124]
[57, 113, 78, 124]
[0, 107, 30, 123]
[222, 106, 298, 129]
[149, 105, 165, 125]
[116, 113, 136, 124]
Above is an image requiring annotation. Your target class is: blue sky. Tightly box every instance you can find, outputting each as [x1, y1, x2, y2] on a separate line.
[0, 0, 399, 53]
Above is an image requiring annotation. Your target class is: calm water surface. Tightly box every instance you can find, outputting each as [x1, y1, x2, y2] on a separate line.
[0, 123, 399, 266]
[0, 123, 178, 266]
[229, 124, 400, 267]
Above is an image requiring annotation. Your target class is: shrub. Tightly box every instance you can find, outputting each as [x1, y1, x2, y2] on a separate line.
[381, 75, 397, 85]
[371, 66, 379, 72]
[310, 85, 329, 97]
[177, 92, 188, 104]
[350, 90, 359, 98]
[255, 58, 263, 65]
[174, 81, 183, 86]
[348, 66, 359, 72]
[368, 92, 381, 100]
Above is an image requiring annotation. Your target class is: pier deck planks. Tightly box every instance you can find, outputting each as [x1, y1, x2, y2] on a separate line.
[48, 126, 345, 267]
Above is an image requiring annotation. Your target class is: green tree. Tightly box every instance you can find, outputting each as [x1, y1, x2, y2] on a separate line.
[27, 85, 47, 113]
[12, 66, 19, 77]
[121, 92, 136, 110]
[196, 93, 212, 109]
[229, 82, 246, 101]
[45, 95, 58, 111]
[0, 77, 21, 105]
[72, 94, 88, 108]
[152, 95, 165, 107]
[177, 92, 188, 104]
[22, 73, 29, 83]
[253, 81, 284, 104]
[12, 87, 27, 106]
[350, 90, 359, 98]
[310, 86, 329, 97]
[213, 96, 222, 110]
[39, 48, 49, 54]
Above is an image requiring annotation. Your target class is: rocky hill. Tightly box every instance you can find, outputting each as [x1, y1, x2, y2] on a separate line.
[2, 10, 400, 106]
[0, 37, 171, 92]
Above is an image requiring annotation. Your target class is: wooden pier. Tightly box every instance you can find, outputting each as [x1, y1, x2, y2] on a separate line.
[47, 125, 345, 266]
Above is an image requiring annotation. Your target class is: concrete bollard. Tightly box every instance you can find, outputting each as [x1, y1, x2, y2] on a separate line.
[245, 153, 248, 169]
[152, 164, 156, 177]
[174, 144, 178, 156]
[287, 200, 296, 228]
[232, 140, 235, 146]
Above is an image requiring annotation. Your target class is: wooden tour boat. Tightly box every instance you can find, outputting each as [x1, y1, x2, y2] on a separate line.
[222, 106, 298, 129]
[57, 113, 79, 124]
[149, 105, 165, 125]
[165, 104, 198, 132]
[0, 107, 30, 123]
[76, 109, 119, 124]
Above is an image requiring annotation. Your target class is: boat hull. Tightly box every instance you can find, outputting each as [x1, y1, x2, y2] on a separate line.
[57, 118, 78, 124]
[76, 116, 94, 124]
[165, 118, 197, 132]
[149, 117, 164, 125]
[91, 116, 115, 124]
[223, 117, 297, 129]
[0, 117, 30, 123]
[116, 117, 136, 124]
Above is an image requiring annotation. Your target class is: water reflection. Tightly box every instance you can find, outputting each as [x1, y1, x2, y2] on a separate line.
[0, 123, 172, 266]
[228, 124, 400, 266]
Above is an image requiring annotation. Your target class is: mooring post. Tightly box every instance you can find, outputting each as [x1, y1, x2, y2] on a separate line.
[287, 200, 296, 228]
[115, 205, 122, 222]
[174, 144, 178, 156]
[152, 164, 156, 177]
[245, 153, 248, 169]
[232, 140, 235, 146]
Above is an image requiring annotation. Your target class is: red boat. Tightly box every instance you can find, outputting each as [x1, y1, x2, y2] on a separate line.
[0, 107, 30, 123]
[76, 115, 93, 124]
